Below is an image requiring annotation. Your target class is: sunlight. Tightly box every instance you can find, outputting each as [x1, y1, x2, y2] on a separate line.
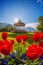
[14, 18, 19, 23]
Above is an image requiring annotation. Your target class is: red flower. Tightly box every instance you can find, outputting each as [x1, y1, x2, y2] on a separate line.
[32, 32, 41, 42]
[2, 40, 11, 46]
[26, 44, 43, 60]
[10, 40, 14, 44]
[39, 41, 43, 48]
[0, 32, 14, 55]
[0, 40, 4, 46]
[0, 46, 2, 52]
[21, 35, 29, 41]
[16, 35, 21, 42]
[0, 40, 5, 52]
[2, 32, 8, 40]
[4, 40, 13, 51]
[0, 40, 13, 55]
[40, 33, 43, 39]
[1, 44, 11, 55]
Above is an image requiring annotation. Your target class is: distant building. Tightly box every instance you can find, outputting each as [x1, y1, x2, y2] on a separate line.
[13, 19, 26, 32]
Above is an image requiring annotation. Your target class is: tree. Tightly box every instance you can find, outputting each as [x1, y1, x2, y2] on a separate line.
[37, 16, 43, 32]
[6, 25, 13, 32]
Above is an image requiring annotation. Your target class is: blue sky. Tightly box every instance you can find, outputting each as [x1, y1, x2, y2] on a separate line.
[0, 0, 43, 24]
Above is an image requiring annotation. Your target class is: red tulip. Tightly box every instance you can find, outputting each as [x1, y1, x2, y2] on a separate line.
[16, 35, 21, 42]
[3, 40, 12, 46]
[0, 46, 2, 52]
[0, 40, 4, 46]
[21, 35, 29, 41]
[10, 40, 14, 44]
[40, 33, 43, 39]
[2, 32, 8, 40]
[4, 40, 13, 51]
[0, 32, 14, 55]
[39, 41, 43, 48]
[1, 44, 9, 55]
[26, 44, 43, 60]
[32, 32, 41, 42]
[0, 40, 13, 55]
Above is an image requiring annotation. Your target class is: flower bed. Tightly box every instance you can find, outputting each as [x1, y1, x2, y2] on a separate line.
[0, 32, 43, 65]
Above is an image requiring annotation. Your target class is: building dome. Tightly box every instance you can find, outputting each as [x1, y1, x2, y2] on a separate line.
[14, 19, 25, 27]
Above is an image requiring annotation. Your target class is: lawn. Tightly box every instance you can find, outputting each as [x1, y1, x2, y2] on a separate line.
[0, 32, 33, 39]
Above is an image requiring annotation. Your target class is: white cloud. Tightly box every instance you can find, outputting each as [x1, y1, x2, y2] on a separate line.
[25, 23, 39, 29]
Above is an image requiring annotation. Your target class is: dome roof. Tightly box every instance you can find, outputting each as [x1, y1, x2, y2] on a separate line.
[14, 19, 25, 26]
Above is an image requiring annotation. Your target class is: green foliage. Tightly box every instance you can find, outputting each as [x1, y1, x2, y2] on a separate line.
[0, 26, 13, 32]
[37, 16, 43, 32]
[8, 59, 15, 65]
